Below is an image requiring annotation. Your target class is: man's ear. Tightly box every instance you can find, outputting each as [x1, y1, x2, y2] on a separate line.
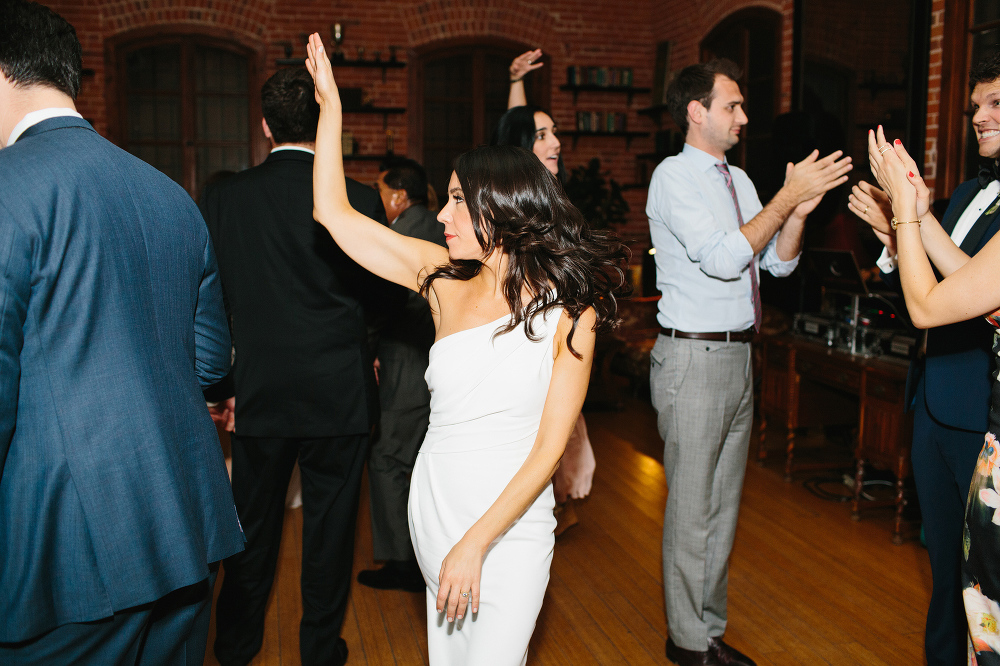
[261, 117, 273, 140]
[391, 189, 408, 209]
[686, 99, 706, 127]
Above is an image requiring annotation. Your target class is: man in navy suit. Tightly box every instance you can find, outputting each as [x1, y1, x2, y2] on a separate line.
[853, 49, 1000, 666]
[0, 1, 244, 663]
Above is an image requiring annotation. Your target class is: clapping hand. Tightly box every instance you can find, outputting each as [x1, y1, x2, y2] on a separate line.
[305, 33, 340, 110]
[510, 49, 544, 82]
[848, 181, 897, 252]
[866, 125, 929, 220]
[436, 536, 485, 623]
[783, 149, 853, 205]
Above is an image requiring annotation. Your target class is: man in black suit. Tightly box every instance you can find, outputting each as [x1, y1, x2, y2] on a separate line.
[357, 158, 446, 592]
[852, 50, 1000, 666]
[202, 67, 390, 666]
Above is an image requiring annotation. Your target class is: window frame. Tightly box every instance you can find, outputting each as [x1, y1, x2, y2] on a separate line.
[937, 0, 1000, 196]
[408, 37, 551, 195]
[106, 27, 265, 199]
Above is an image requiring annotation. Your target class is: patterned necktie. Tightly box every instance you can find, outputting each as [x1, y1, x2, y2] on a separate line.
[715, 162, 762, 331]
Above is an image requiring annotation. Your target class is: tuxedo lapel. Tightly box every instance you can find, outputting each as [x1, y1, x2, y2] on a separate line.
[941, 181, 980, 234]
[959, 192, 1000, 254]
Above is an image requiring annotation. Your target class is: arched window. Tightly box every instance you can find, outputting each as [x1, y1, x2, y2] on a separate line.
[111, 34, 258, 199]
[410, 41, 549, 199]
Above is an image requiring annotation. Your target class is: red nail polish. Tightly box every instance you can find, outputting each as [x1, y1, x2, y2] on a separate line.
[895, 139, 902, 145]
[908, 171, 914, 177]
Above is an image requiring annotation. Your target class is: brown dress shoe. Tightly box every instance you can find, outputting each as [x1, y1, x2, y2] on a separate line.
[666, 637, 715, 666]
[707, 637, 756, 666]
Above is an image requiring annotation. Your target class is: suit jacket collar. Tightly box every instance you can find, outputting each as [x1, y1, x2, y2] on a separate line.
[959, 188, 1000, 254]
[263, 149, 314, 166]
[941, 178, 982, 233]
[16, 115, 96, 142]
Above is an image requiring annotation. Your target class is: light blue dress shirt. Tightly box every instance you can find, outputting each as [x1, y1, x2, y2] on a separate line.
[646, 143, 800, 332]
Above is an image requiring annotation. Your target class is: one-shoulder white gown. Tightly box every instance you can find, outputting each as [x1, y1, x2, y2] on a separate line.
[408, 308, 561, 665]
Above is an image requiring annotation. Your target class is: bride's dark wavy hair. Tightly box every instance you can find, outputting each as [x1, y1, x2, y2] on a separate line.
[419, 144, 630, 357]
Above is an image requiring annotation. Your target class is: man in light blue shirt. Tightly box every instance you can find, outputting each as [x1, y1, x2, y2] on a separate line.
[647, 59, 852, 666]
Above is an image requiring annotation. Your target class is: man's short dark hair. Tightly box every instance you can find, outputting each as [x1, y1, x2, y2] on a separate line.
[261, 68, 320, 144]
[380, 157, 429, 207]
[665, 59, 742, 134]
[970, 49, 1000, 93]
[0, 0, 82, 99]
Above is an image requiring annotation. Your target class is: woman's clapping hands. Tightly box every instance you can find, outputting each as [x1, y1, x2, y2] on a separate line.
[866, 124, 930, 221]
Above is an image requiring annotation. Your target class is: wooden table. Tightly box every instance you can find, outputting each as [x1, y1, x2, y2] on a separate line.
[757, 334, 913, 543]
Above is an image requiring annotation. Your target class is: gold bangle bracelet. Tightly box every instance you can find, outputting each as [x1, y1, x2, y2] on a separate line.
[890, 217, 921, 230]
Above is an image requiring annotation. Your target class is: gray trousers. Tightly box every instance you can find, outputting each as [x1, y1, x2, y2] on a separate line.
[649, 335, 753, 651]
[369, 338, 431, 561]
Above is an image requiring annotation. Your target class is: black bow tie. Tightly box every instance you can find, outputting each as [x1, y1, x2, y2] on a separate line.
[979, 162, 1000, 189]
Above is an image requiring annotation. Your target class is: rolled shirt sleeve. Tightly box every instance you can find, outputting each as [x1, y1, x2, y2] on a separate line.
[647, 144, 800, 332]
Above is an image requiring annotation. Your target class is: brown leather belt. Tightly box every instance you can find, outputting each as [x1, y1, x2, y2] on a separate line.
[659, 327, 754, 343]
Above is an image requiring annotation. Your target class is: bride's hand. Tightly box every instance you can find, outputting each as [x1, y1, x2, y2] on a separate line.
[437, 537, 485, 622]
[868, 125, 925, 218]
[305, 32, 341, 110]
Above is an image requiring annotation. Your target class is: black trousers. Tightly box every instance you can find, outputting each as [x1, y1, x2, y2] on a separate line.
[214, 433, 369, 666]
[912, 378, 982, 666]
[0, 573, 216, 665]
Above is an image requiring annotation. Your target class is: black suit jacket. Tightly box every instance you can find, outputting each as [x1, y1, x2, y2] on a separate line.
[201, 149, 396, 437]
[882, 178, 1000, 431]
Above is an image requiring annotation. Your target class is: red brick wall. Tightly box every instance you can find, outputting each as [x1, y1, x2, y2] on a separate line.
[651, 0, 795, 115]
[51, 0, 794, 246]
[924, 0, 945, 200]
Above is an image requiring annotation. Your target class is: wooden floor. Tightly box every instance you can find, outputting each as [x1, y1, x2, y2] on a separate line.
[203, 398, 931, 665]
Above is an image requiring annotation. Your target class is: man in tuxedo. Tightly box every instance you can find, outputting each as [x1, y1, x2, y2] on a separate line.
[0, 1, 244, 663]
[853, 49, 1000, 666]
[357, 158, 445, 592]
[203, 67, 392, 666]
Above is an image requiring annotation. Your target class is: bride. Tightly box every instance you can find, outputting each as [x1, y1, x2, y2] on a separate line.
[305, 33, 626, 664]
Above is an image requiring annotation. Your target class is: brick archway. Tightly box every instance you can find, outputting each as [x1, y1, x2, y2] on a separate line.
[96, 0, 269, 41]
[402, 0, 553, 49]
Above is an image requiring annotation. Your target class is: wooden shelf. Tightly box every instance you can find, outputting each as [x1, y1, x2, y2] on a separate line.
[343, 153, 395, 162]
[342, 106, 406, 129]
[559, 84, 651, 104]
[275, 56, 405, 81]
[560, 130, 648, 150]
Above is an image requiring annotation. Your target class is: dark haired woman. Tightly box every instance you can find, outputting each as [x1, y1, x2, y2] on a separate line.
[495, 51, 596, 529]
[495, 49, 565, 183]
[305, 34, 627, 664]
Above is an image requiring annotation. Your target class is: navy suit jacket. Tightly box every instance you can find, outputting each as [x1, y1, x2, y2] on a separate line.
[0, 117, 245, 642]
[883, 178, 1000, 432]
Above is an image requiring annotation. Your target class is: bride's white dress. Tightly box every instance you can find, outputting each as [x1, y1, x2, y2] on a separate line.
[408, 308, 561, 665]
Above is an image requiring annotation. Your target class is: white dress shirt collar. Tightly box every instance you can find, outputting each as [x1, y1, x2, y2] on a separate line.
[270, 145, 315, 155]
[681, 142, 729, 172]
[8, 108, 83, 146]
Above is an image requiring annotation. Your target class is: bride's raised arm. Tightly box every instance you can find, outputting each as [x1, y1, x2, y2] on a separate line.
[305, 33, 449, 293]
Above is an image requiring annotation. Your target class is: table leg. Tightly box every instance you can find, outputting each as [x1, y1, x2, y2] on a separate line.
[757, 414, 768, 466]
[783, 428, 795, 482]
[893, 453, 906, 545]
[851, 456, 864, 521]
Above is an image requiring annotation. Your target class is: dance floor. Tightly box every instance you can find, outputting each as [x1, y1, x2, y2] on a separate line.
[203, 397, 930, 665]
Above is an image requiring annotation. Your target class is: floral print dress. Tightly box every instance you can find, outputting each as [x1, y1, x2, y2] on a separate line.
[965, 324, 1000, 665]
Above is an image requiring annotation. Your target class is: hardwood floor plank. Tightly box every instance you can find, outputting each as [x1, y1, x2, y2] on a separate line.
[203, 397, 931, 665]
